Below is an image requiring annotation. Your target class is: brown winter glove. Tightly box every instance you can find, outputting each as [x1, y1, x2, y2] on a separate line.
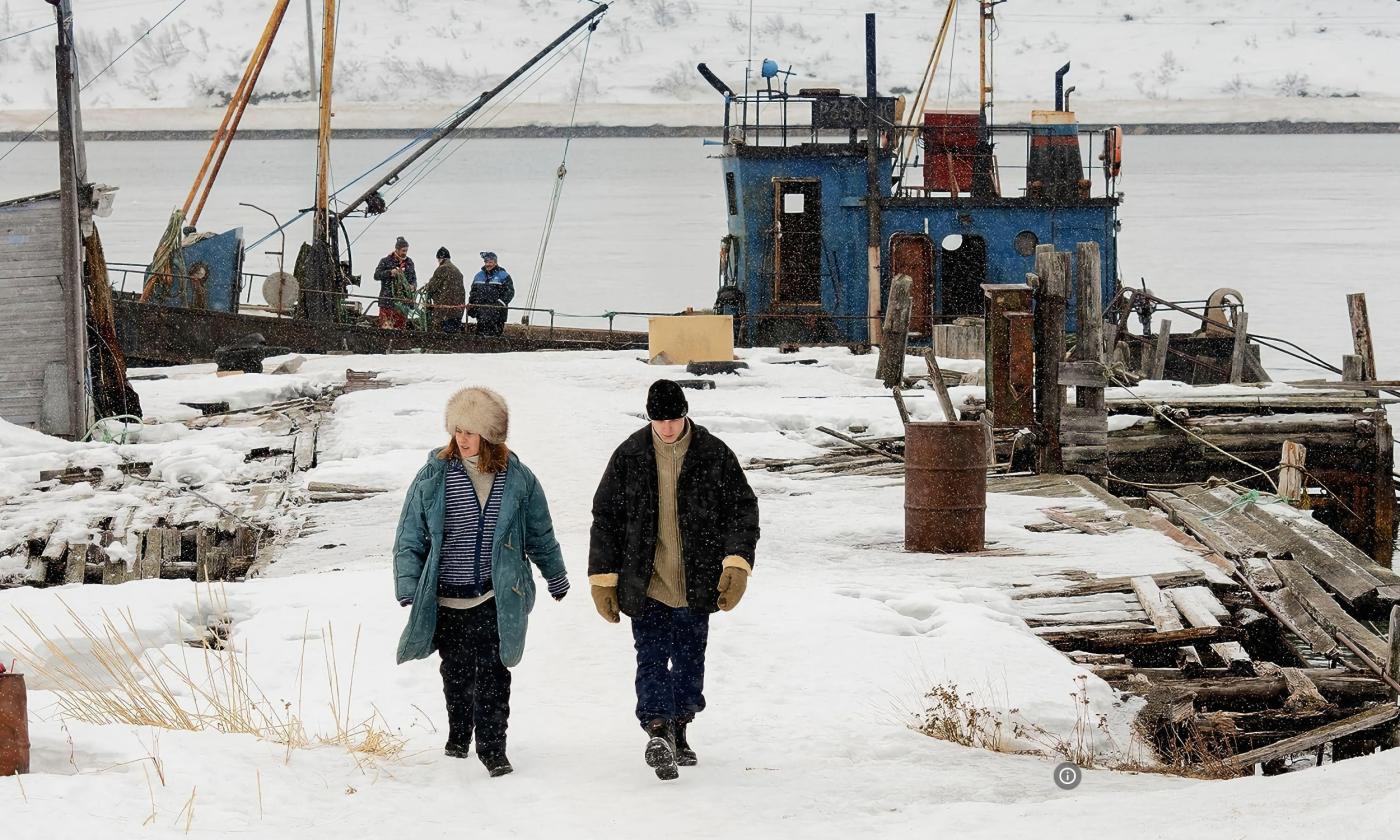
[591, 585, 620, 623]
[716, 563, 750, 611]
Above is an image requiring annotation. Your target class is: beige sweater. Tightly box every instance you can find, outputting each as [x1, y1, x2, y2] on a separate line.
[647, 425, 691, 608]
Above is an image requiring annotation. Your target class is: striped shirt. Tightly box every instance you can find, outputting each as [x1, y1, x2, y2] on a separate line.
[439, 459, 505, 599]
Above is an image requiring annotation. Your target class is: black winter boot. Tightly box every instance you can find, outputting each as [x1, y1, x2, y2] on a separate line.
[643, 718, 680, 781]
[478, 750, 513, 778]
[444, 741, 470, 759]
[674, 721, 697, 767]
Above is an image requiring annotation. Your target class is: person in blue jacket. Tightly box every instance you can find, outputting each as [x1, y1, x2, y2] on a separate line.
[393, 386, 569, 777]
[468, 251, 515, 337]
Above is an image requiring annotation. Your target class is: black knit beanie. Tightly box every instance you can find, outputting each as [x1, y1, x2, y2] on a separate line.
[646, 379, 688, 421]
[436, 246, 450, 260]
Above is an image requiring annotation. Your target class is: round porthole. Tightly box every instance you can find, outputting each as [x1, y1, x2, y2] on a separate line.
[1013, 230, 1039, 256]
[941, 233, 963, 251]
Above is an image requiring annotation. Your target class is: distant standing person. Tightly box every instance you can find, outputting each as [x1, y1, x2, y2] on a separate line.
[393, 387, 570, 778]
[469, 251, 514, 337]
[375, 236, 417, 329]
[587, 380, 760, 781]
[421, 246, 466, 334]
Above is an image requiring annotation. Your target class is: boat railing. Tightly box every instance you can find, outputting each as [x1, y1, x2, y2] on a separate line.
[106, 262, 675, 337]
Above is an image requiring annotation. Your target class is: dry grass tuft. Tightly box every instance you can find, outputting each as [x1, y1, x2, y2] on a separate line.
[4, 590, 403, 765]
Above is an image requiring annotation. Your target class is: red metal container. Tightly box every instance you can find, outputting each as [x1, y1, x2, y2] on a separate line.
[905, 421, 987, 553]
[922, 111, 981, 194]
[0, 672, 29, 776]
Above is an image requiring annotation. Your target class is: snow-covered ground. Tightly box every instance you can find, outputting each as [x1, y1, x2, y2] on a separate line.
[3, 349, 1400, 839]
[2, 0, 1400, 128]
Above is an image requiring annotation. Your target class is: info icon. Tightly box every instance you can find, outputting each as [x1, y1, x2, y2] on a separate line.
[1053, 761, 1082, 790]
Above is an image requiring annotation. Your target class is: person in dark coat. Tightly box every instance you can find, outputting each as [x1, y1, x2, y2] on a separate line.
[393, 386, 570, 778]
[421, 246, 466, 333]
[588, 379, 760, 781]
[468, 251, 514, 337]
[374, 236, 418, 329]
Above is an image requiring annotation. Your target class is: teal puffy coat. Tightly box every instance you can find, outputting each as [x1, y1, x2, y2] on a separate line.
[393, 449, 566, 666]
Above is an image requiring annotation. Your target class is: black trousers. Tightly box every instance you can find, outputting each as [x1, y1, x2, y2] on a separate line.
[630, 597, 710, 726]
[434, 601, 511, 754]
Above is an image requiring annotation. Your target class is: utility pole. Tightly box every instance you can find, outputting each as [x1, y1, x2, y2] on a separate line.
[52, 0, 91, 437]
[304, 0, 338, 321]
[304, 0, 319, 98]
[865, 13, 883, 345]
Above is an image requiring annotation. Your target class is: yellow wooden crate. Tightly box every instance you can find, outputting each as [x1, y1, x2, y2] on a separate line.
[647, 315, 734, 365]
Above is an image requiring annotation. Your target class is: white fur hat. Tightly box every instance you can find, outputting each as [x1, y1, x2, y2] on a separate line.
[444, 387, 509, 444]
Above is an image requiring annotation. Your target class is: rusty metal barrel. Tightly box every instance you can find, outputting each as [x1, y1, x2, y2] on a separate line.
[0, 672, 29, 776]
[905, 421, 987, 553]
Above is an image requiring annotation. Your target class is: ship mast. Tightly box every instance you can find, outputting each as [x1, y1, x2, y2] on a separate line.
[303, 0, 338, 322]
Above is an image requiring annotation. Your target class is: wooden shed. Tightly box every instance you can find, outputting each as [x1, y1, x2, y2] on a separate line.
[0, 191, 88, 437]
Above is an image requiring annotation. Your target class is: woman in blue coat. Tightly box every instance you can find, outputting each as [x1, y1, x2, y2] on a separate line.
[393, 386, 569, 777]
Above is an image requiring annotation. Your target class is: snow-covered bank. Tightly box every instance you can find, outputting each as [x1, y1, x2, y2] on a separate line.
[5, 98, 1400, 136]
[3, 1, 1400, 125]
[4, 348, 1399, 838]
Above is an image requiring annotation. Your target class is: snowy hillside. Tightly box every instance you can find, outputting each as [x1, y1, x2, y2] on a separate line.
[2, 0, 1399, 127]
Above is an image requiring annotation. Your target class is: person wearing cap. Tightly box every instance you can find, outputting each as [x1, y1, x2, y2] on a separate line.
[468, 251, 515, 337]
[374, 236, 418, 329]
[587, 379, 760, 781]
[421, 246, 466, 334]
[392, 387, 570, 778]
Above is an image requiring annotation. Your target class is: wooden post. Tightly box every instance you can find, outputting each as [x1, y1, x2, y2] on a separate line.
[1107, 288, 1135, 366]
[1074, 242, 1104, 365]
[1389, 604, 1400, 749]
[1342, 354, 1366, 383]
[891, 386, 912, 426]
[1373, 413, 1395, 568]
[1150, 318, 1171, 380]
[1347, 293, 1377, 381]
[1064, 243, 1107, 477]
[983, 283, 1035, 427]
[1278, 440, 1307, 504]
[923, 349, 958, 422]
[54, 0, 91, 439]
[864, 14, 884, 347]
[877, 274, 914, 388]
[1033, 244, 1067, 474]
[1229, 309, 1249, 385]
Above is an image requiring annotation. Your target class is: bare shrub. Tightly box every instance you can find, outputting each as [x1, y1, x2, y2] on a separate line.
[651, 61, 703, 100]
[916, 681, 1008, 750]
[1276, 72, 1311, 97]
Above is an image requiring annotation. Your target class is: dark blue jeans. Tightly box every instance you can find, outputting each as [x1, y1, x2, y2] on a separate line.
[630, 597, 710, 727]
[441, 316, 464, 334]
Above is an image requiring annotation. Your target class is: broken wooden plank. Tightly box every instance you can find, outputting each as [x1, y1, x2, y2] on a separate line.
[1092, 666, 1389, 699]
[1176, 646, 1205, 677]
[1224, 703, 1400, 770]
[63, 542, 88, 585]
[1232, 502, 1385, 609]
[1034, 621, 1155, 636]
[1271, 559, 1390, 663]
[1037, 624, 1239, 653]
[1168, 586, 1255, 676]
[1262, 587, 1340, 661]
[1042, 508, 1112, 535]
[1013, 569, 1209, 599]
[1131, 576, 1185, 632]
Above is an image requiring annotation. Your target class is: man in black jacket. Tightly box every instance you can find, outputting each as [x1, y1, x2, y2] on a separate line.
[373, 236, 417, 329]
[588, 379, 760, 781]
